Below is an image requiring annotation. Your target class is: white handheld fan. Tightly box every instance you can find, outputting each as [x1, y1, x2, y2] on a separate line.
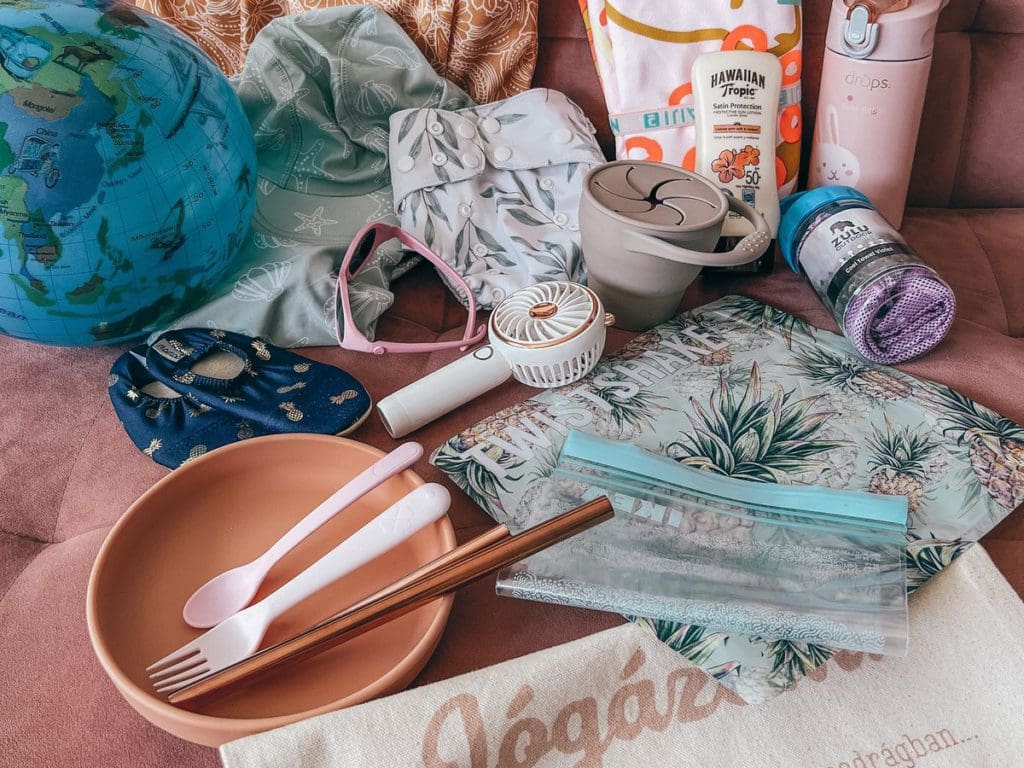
[378, 282, 614, 438]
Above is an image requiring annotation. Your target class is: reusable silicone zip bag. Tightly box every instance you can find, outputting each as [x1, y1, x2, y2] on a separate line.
[497, 431, 910, 654]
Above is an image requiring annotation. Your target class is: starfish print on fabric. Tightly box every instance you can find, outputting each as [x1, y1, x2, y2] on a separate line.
[282, 87, 312, 120]
[294, 206, 338, 236]
[292, 139, 335, 192]
[363, 189, 393, 223]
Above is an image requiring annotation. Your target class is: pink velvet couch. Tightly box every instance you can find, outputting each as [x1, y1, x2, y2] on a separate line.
[2, 1, 1022, 765]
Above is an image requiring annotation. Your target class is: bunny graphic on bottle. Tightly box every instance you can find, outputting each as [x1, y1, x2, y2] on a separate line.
[809, 52, 931, 228]
[810, 106, 861, 187]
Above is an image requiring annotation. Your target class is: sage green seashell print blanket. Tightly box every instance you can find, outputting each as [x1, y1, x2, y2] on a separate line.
[431, 295, 1023, 703]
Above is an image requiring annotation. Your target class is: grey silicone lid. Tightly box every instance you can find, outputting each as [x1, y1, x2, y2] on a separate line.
[588, 162, 724, 228]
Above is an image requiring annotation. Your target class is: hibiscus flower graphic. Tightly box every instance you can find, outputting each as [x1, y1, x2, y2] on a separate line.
[711, 150, 744, 183]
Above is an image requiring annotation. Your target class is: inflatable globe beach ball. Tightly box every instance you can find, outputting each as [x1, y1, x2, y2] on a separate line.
[0, 0, 256, 346]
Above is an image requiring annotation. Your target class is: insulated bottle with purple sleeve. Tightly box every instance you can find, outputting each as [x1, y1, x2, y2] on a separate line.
[809, 0, 948, 227]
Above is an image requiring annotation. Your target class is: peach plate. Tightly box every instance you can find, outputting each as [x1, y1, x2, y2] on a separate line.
[86, 434, 455, 747]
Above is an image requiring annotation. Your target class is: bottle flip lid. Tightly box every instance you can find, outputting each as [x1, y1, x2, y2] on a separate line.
[827, 0, 949, 62]
[778, 186, 872, 271]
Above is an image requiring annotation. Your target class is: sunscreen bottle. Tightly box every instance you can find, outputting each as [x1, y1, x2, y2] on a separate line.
[692, 50, 782, 240]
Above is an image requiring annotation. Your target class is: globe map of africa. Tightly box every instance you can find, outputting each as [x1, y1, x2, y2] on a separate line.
[0, 0, 256, 345]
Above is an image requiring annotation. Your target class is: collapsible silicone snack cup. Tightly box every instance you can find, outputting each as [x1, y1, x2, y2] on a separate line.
[86, 435, 455, 747]
[579, 160, 772, 331]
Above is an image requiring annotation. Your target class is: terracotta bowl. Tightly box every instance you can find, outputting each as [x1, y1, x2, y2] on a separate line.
[86, 434, 455, 747]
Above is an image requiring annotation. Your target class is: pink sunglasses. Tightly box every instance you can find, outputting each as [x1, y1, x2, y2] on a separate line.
[336, 222, 487, 355]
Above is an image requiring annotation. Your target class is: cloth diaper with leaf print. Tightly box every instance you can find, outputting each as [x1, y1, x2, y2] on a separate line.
[388, 88, 605, 309]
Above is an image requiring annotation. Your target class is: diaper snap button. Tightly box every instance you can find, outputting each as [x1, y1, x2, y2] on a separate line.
[553, 128, 572, 144]
[553, 213, 569, 226]
[457, 122, 476, 138]
[493, 145, 512, 162]
[396, 156, 414, 172]
[462, 153, 481, 168]
[491, 288, 506, 302]
[431, 152, 447, 166]
[481, 117, 501, 134]
[428, 122, 444, 136]
[539, 178, 555, 190]
[471, 243, 488, 257]
[458, 203, 473, 217]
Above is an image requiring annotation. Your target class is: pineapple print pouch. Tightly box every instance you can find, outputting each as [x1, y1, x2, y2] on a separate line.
[110, 328, 371, 468]
[432, 294, 1024, 702]
[496, 430, 910, 656]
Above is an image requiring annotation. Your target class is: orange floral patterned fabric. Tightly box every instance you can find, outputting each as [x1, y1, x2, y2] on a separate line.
[135, 0, 538, 102]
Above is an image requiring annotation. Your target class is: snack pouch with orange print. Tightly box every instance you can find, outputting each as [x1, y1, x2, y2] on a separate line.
[578, 0, 803, 195]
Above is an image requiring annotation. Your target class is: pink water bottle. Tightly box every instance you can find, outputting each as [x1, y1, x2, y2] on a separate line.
[809, 0, 948, 227]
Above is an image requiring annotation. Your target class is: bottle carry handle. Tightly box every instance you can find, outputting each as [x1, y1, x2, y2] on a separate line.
[622, 194, 772, 268]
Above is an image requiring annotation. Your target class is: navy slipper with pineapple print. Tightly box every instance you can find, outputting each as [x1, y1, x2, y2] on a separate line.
[143, 328, 372, 437]
[109, 346, 266, 468]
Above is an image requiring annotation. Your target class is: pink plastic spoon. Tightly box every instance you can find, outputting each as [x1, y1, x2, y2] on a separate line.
[182, 442, 423, 628]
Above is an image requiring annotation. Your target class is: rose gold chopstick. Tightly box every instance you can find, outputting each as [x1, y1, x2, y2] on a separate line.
[168, 524, 511, 704]
[169, 496, 613, 706]
[328, 522, 512, 617]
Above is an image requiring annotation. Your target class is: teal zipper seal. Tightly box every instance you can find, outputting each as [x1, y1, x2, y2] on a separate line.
[561, 430, 908, 529]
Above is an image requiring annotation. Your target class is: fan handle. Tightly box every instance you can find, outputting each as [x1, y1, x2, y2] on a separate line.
[378, 346, 513, 438]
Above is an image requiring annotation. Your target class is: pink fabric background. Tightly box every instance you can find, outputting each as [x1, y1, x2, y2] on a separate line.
[2, 1, 1023, 765]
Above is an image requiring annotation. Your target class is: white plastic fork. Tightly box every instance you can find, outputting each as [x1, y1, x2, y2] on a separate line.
[147, 482, 451, 695]
[182, 442, 424, 628]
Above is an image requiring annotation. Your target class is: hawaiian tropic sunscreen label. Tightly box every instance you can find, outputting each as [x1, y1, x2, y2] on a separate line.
[692, 51, 782, 237]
